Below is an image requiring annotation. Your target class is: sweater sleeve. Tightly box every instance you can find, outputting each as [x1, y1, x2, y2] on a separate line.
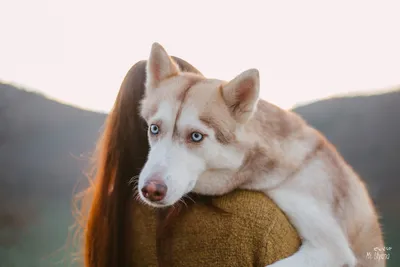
[259, 205, 302, 266]
[212, 190, 301, 267]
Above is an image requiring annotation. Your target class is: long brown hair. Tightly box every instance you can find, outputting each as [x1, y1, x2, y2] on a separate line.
[80, 57, 203, 267]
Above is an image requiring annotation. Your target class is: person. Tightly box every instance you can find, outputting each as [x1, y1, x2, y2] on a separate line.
[81, 56, 301, 267]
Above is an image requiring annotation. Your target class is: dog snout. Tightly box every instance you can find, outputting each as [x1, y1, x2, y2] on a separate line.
[141, 179, 168, 202]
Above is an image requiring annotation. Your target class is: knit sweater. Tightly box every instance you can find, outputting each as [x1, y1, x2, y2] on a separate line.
[131, 190, 301, 267]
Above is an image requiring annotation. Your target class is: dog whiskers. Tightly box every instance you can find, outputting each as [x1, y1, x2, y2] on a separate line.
[128, 175, 139, 185]
[184, 194, 196, 204]
[179, 199, 188, 208]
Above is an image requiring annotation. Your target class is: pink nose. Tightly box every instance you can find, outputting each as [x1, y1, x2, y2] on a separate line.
[141, 180, 168, 202]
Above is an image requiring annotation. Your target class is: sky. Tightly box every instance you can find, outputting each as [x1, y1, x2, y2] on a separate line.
[1, 0, 399, 112]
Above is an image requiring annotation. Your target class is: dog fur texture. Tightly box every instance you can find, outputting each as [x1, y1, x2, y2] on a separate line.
[138, 43, 385, 267]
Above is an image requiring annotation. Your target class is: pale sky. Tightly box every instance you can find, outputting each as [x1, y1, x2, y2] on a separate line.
[1, 0, 399, 112]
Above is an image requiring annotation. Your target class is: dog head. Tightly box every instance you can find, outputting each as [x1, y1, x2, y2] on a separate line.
[138, 43, 260, 207]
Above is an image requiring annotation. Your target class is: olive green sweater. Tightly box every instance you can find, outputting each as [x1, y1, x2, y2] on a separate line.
[131, 190, 301, 267]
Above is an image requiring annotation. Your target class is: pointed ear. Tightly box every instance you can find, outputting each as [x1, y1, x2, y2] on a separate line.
[221, 69, 260, 123]
[146, 42, 180, 90]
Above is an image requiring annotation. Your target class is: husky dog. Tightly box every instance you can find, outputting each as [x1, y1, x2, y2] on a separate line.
[138, 43, 385, 267]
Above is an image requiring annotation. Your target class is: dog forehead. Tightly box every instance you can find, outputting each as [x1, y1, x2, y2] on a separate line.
[177, 105, 200, 127]
[175, 79, 225, 128]
[183, 79, 224, 109]
[146, 76, 226, 131]
[141, 74, 200, 120]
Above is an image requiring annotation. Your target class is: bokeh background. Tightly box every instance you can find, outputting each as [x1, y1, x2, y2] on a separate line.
[1, 0, 399, 266]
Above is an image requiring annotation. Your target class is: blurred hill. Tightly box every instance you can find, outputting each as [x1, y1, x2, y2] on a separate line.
[0, 83, 399, 266]
[0, 83, 106, 266]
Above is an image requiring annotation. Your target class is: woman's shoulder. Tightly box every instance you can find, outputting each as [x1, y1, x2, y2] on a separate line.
[211, 189, 301, 244]
[212, 189, 287, 222]
[211, 189, 301, 265]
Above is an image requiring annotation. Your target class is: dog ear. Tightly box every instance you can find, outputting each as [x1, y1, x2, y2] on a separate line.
[221, 69, 260, 123]
[146, 42, 180, 90]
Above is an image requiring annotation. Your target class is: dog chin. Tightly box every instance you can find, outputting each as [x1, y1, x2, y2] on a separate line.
[138, 194, 180, 208]
[142, 200, 171, 208]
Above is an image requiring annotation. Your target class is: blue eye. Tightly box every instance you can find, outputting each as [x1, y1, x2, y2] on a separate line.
[150, 124, 160, 135]
[191, 132, 203, 142]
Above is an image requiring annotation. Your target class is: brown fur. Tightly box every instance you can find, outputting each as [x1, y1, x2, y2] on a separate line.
[239, 145, 278, 183]
[199, 115, 236, 144]
[172, 78, 204, 140]
[192, 83, 239, 145]
[175, 76, 203, 102]
[253, 101, 304, 140]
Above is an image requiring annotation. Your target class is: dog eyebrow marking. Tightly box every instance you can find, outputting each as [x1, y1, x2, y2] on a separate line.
[172, 78, 204, 139]
[199, 116, 236, 144]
